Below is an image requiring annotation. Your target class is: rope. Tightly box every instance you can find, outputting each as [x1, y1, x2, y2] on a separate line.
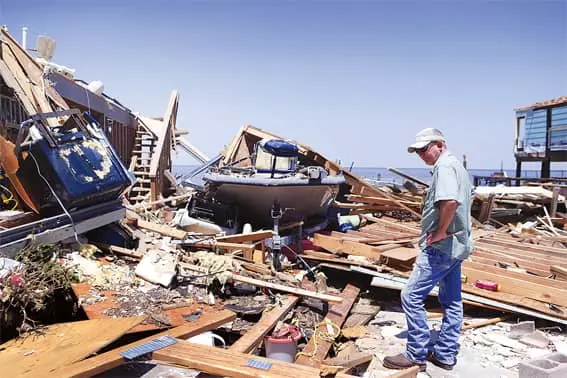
[295, 318, 341, 360]
[0, 183, 18, 210]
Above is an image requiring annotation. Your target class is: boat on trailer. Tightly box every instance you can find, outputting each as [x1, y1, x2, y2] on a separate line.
[203, 139, 345, 228]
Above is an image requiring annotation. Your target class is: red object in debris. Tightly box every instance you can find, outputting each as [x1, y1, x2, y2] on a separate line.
[9, 272, 24, 287]
[474, 280, 500, 291]
[265, 325, 302, 344]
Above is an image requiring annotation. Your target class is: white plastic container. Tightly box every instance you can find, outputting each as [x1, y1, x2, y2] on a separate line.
[188, 331, 226, 348]
[264, 325, 301, 362]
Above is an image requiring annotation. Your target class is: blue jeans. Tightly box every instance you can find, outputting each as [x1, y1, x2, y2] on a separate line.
[401, 246, 463, 365]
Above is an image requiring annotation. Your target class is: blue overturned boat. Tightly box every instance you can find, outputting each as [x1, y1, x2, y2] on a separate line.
[203, 139, 345, 227]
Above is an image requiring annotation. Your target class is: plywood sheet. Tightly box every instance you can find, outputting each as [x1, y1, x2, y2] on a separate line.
[0, 317, 142, 377]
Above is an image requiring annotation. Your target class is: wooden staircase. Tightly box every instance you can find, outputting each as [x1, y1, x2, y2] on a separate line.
[127, 123, 158, 204]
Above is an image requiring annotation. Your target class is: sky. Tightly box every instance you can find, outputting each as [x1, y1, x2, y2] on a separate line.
[1, 0, 566, 169]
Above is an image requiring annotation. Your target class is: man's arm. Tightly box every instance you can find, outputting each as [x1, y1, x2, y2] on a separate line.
[426, 199, 457, 245]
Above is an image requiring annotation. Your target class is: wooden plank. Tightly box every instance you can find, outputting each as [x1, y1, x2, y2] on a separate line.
[71, 282, 224, 333]
[461, 316, 507, 331]
[360, 215, 421, 235]
[462, 266, 567, 307]
[232, 274, 343, 303]
[471, 252, 551, 277]
[324, 352, 373, 372]
[230, 295, 299, 353]
[191, 240, 256, 255]
[51, 309, 236, 378]
[478, 238, 567, 259]
[475, 244, 567, 267]
[478, 194, 496, 223]
[346, 194, 420, 206]
[0, 317, 143, 378]
[312, 233, 382, 260]
[217, 230, 274, 243]
[108, 245, 143, 259]
[1, 29, 68, 109]
[0, 58, 37, 114]
[380, 247, 418, 263]
[296, 284, 360, 367]
[136, 219, 187, 239]
[153, 340, 325, 377]
[464, 261, 566, 289]
[551, 265, 567, 281]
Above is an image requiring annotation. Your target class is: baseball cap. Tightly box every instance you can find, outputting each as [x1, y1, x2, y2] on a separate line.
[407, 128, 445, 153]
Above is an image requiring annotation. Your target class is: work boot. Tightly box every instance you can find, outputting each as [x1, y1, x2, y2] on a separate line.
[383, 353, 426, 372]
[427, 352, 456, 370]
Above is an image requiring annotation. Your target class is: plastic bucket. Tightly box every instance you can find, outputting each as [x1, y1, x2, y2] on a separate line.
[264, 325, 301, 362]
[188, 331, 226, 348]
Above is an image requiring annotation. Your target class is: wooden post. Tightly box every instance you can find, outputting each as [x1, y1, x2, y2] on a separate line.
[551, 186, 560, 217]
[478, 194, 496, 223]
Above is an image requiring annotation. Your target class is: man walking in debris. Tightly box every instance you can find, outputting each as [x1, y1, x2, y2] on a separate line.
[383, 128, 472, 372]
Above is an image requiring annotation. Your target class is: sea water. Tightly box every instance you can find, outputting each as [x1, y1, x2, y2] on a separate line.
[173, 165, 566, 186]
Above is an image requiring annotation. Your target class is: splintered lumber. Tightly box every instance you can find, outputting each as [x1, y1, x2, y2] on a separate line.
[380, 247, 418, 263]
[109, 245, 143, 259]
[343, 303, 381, 328]
[346, 194, 421, 207]
[295, 284, 360, 367]
[52, 309, 236, 378]
[324, 352, 373, 371]
[232, 274, 343, 303]
[217, 230, 274, 243]
[464, 261, 567, 290]
[461, 316, 508, 331]
[136, 219, 187, 239]
[387, 167, 430, 187]
[461, 266, 567, 307]
[312, 233, 383, 259]
[189, 240, 256, 256]
[0, 317, 143, 378]
[360, 214, 421, 235]
[230, 295, 299, 353]
[153, 341, 348, 378]
[1, 29, 68, 109]
[551, 265, 567, 281]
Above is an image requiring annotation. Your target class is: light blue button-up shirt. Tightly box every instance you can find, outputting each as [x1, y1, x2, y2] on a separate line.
[419, 151, 473, 260]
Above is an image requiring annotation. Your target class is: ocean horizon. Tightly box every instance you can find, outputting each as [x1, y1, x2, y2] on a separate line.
[173, 165, 567, 186]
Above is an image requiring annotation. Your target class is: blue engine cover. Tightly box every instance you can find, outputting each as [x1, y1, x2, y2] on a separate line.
[18, 128, 131, 215]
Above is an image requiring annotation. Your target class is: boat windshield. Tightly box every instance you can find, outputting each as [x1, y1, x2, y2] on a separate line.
[255, 147, 296, 173]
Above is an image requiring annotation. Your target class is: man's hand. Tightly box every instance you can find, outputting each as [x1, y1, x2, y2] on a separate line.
[426, 229, 451, 246]
[426, 199, 458, 246]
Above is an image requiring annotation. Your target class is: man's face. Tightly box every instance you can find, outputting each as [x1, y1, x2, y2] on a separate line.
[416, 142, 441, 166]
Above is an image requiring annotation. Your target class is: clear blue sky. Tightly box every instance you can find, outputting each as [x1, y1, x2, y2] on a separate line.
[2, 0, 566, 169]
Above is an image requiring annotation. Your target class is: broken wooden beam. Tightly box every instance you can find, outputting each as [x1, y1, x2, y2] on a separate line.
[216, 230, 274, 243]
[231, 274, 343, 303]
[312, 233, 382, 260]
[295, 284, 360, 367]
[136, 219, 187, 239]
[152, 339, 353, 378]
[229, 295, 299, 353]
[52, 309, 236, 378]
